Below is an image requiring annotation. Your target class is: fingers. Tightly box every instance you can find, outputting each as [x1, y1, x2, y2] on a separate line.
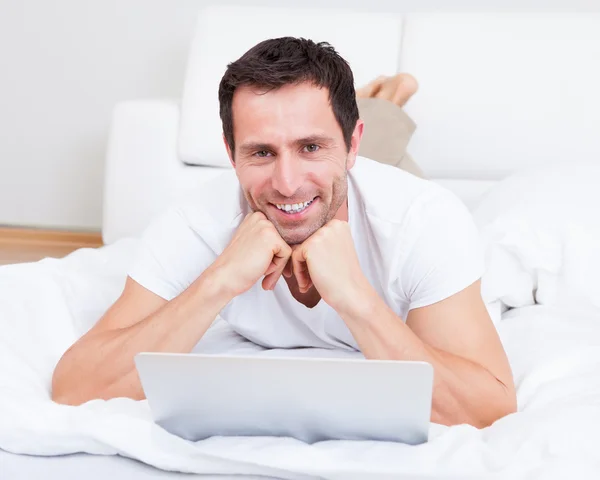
[283, 258, 293, 278]
[262, 256, 286, 290]
[232, 211, 268, 242]
[264, 260, 279, 276]
[262, 270, 280, 291]
[262, 241, 292, 291]
[292, 247, 312, 294]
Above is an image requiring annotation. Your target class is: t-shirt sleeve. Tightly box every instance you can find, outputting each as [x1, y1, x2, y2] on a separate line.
[127, 207, 217, 301]
[398, 188, 485, 311]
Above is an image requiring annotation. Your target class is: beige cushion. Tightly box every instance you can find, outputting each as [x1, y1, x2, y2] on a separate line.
[356, 97, 425, 178]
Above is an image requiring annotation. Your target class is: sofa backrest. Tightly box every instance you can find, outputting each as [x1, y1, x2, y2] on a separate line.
[401, 12, 600, 198]
[178, 5, 403, 168]
[179, 8, 600, 207]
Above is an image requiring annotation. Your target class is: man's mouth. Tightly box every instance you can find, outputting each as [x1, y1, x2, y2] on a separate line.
[274, 197, 316, 215]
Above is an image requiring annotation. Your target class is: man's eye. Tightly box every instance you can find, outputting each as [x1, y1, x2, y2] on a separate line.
[255, 150, 271, 158]
[305, 144, 319, 153]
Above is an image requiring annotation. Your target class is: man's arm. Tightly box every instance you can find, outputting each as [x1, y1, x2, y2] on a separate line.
[337, 280, 517, 428]
[52, 212, 291, 406]
[51, 273, 229, 405]
[291, 219, 516, 428]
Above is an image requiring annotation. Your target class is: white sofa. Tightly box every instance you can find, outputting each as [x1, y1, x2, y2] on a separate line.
[102, 7, 600, 244]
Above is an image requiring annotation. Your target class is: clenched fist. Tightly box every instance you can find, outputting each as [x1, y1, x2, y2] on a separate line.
[208, 212, 292, 298]
[290, 219, 374, 313]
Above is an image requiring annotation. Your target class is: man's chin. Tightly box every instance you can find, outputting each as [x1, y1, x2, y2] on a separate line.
[279, 230, 311, 246]
[274, 224, 321, 245]
[263, 208, 327, 245]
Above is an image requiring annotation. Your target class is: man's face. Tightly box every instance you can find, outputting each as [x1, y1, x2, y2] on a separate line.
[226, 82, 363, 245]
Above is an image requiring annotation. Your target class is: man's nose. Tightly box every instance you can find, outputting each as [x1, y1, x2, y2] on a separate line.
[271, 154, 303, 198]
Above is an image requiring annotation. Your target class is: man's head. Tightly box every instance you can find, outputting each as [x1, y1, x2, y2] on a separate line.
[218, 37, 363, 245]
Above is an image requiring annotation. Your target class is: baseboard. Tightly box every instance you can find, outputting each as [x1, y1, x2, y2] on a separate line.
[0, 226, 103, 248]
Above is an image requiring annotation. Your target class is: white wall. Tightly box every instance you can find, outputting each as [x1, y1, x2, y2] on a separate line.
[0, 0, 594, 231]
[0, 0, 205, 230]
[0, 0, 402, 231]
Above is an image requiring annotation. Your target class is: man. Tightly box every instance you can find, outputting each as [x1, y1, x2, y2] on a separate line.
[52, 37, 516, 428]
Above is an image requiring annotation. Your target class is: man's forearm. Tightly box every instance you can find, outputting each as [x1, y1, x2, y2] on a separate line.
[336, 290, 515, 428]
[52, 271, 231, 405]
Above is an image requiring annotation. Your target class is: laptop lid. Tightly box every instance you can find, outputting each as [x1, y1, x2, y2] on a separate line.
[135, 352, 433, 445]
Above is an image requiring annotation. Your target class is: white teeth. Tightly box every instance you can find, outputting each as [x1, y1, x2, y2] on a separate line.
[276, 198, 314, 213]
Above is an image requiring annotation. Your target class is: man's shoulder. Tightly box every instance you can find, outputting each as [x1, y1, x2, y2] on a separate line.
[350, 157, 483, 308]
[174, 168, 245, 248]
[351, 156, 450, 226]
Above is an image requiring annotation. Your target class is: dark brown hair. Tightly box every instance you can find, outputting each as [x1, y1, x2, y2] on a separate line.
[218, 37, 359, 154]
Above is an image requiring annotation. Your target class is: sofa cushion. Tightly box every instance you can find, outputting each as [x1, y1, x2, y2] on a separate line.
[178, 5, 403, 168]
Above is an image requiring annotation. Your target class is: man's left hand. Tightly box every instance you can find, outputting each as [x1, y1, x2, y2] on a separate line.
[290, 220, 374, 313]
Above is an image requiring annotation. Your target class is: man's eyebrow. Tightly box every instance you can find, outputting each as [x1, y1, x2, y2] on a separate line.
[238, 142, 274, 154]
[294, 135, 336, 147]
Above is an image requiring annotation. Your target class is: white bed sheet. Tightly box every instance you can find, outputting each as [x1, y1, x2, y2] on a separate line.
[0, 449, 274, 480]
[1, 238, 600, 479]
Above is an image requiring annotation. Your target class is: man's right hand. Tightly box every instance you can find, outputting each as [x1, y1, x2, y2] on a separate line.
[207, 212, 292, 298]
[52, 212, 290, 406]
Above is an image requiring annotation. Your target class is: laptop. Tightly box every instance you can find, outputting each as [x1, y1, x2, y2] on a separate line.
[134, 352, 433, 445]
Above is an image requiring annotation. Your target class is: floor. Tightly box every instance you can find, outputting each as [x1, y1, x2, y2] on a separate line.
[0, 227, 103, 266]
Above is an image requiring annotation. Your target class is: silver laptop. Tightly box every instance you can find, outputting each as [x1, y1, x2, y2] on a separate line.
[135, 352, 433, 445]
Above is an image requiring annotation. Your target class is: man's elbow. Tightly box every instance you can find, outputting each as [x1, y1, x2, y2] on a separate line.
[500, 385, 518, 418]
[51, 369, 85, 406]
[51, 389, 82, 406]
[51, 378, 113, 406]
[51, 366, 145, 405]
[480, 381, 518, 428]
[51, 356, 100, 406]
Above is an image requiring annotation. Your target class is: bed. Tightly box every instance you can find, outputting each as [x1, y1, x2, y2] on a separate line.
[3, 6, 600, 480]
[2, 195, 600, 479]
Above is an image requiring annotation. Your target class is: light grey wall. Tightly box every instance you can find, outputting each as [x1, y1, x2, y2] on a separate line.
[0, 0, 595, 230]
[0, 0, 205, 230]
[0, 0, 407, 231]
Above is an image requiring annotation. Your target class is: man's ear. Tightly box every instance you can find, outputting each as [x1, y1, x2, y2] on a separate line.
[223, 134, 235, 167]
[346, 119, 364, 171]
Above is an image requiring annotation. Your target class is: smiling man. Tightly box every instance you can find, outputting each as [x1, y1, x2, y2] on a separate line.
[52, 37, 516, 427]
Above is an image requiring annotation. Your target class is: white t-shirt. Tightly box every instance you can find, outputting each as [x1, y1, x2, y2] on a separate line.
[128, 156, 484, 351]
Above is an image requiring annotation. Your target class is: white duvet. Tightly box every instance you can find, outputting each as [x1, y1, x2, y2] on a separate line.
[2, 164, 600, 479]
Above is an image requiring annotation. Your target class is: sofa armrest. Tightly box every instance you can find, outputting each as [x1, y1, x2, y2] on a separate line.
[102, 99, 228, 245]
[102, 99, 180, 244]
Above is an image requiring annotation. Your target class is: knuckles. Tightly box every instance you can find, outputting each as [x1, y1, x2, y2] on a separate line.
[242, 213, 350, 254]
[316, 219, 349, 238]
[258, 224, 276, 241]
[327, 219, 348, 231]
[248, 211, 267, 223]
[301, 220, 350, 252]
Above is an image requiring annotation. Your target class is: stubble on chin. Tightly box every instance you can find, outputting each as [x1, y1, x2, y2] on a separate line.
[274, 182, 347, 245]
[243, 170, 348, 245]
[274, 217, 324, 245]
